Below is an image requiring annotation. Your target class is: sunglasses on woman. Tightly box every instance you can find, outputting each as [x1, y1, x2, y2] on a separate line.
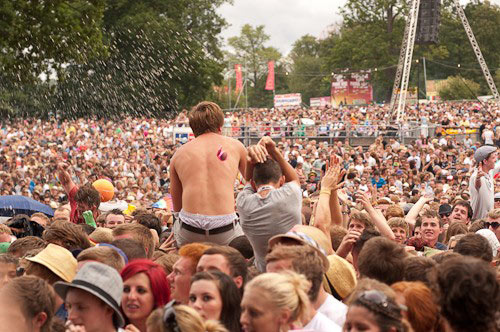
[355, 290, 407, 320]
[485, 222, 500, 229]
[163, 300, 180, 332]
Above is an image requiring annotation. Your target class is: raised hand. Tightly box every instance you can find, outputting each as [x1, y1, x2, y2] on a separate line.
[356, 191, 373, 210]
[336, 229, 362, 258]
[258, 136, 277, 155]
[321, 164, 345, 192]
[247, 145, 268, 164]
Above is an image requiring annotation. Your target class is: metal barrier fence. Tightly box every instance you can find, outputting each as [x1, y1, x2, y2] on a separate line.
[173, 123, 482, 148]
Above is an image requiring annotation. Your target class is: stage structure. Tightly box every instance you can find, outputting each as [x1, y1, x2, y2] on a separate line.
[390, 0, 500, 121]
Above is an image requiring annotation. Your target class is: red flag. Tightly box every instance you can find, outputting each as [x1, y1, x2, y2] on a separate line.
[265, 61, 275, 90]
[235, 64, 243, 92]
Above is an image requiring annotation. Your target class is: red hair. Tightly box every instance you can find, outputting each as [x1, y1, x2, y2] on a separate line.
[121, 259, 170, 308]
[391, 281, 444, 332]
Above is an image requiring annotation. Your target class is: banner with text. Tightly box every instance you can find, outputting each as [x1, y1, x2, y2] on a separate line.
[310, 96, 331, 107]
[330, 71, 373, 106]
[274, 93, 302, 108]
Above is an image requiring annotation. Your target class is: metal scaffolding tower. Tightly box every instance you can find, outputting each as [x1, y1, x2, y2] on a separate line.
[390, 0, 499, 121]
[455, 1, 499, 101]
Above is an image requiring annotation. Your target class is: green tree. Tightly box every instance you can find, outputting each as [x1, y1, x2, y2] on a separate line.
[227, 24, 282, 107]
[438, 76, 480, 100]
[53, 0, 230, 118]
[288, 35, 330, 105]
[0, 0, 106, 83]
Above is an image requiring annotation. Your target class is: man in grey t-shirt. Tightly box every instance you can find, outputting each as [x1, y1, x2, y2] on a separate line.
[237, 137, 302, 272]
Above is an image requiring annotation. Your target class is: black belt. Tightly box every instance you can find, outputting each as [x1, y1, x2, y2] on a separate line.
[180, 220, 236, 235]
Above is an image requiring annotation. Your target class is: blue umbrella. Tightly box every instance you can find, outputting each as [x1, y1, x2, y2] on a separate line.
[0, 195, 54, 217]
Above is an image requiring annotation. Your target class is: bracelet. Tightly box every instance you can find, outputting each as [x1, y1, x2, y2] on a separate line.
[320, 189, 331, 196]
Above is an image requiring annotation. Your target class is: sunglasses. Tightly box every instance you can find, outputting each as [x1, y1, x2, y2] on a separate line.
[163, 300, 180, 332]
[355, 290, 407, 320]
[485, 222, 500, 229]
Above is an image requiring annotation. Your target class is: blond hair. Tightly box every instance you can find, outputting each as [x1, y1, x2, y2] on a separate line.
[487, 208, 500, 220]
[112, 223, 154, 258]
[388, 217, 409, 236]
[245, 271, 311, 326]
[386, 205, 405, 219]
[0, 223, 12, 235]
[188, 101, 224, 137]
[89, 227, 114, 244]
[146, 304, 228, 332]
[77, 247, 125, 272]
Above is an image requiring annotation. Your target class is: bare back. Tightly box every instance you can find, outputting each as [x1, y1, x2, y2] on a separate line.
[170, 133, 246, 215]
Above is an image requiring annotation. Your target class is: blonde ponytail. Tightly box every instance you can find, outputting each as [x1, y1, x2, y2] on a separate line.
[245, 271, 312, 327]
[286, 271, 312, 324]
[204, 319, 230, 332]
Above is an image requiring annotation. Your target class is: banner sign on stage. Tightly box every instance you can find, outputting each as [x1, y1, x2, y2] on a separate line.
[274, 93, 302, 108]
[310, 96, 331, 107]
[331, 71, 373, 106]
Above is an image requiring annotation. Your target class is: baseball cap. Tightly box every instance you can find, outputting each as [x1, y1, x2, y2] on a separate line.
[474, 146, 496, 163]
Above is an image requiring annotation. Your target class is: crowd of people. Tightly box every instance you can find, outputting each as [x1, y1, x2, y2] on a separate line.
[0, 100, 498, 332]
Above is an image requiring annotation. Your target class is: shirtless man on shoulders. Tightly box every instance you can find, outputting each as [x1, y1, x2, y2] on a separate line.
[170, 101, 247, 246]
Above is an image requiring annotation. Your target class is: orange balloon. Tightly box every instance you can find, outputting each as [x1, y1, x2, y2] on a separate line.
[92, 179, 115, 203]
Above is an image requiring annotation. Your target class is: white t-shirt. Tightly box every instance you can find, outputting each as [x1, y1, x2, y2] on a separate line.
[483, 130, 494, 145]
[354, 164, 364, 175]
[317, 294, 347, 327]
[303, 311, 342, 332]
[469, 168, 496, 220]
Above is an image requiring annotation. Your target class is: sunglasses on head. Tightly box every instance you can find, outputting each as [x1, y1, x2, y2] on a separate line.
[163, 300, 180, 332]
[355, 290, 407, 320]
[485, 222, 500, 229]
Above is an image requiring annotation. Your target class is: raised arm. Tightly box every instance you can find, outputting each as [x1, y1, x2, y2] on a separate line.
[405, 194, 433, 226]
[328, 155, 345, 226]
[357, 192, 395, 240]
[313, 163, 345, 242]
[57, 163, 76, 195]
[261, 136, 299, 185]
[245, 144, 269, 182]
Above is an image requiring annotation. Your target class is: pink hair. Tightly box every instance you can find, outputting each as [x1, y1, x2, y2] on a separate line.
[120, 259, 170, 308]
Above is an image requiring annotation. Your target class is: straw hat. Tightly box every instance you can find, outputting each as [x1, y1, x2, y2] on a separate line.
[26, 243, 77, 282]
[323, 255, 357, 300]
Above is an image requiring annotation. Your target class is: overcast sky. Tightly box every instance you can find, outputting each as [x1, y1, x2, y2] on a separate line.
[218, 0, 500, 55]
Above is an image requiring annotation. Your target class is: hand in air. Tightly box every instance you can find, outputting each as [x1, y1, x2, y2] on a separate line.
[247, 144, 268, 164]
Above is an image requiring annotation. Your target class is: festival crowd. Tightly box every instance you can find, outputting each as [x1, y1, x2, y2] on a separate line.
[0, 100, 498, 332]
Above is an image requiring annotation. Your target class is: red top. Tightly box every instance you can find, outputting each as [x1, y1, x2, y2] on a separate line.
[69, 186, 81, 224]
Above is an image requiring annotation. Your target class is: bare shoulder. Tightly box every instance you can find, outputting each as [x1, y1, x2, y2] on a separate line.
[223, 136, 246, 150]
[171, 142, 190, 161]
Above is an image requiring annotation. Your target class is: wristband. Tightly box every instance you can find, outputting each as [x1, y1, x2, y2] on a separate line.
[320, 189, 331, 196]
